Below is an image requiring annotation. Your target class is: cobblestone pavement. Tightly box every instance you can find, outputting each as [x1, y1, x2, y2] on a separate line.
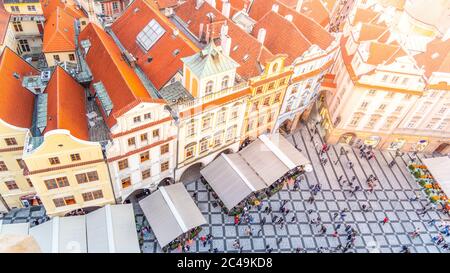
[140, 125, 449, 253]
[0, 206, 47, 228]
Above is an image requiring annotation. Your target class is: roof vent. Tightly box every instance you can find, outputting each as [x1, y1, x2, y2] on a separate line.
[172, 49, 180, 56]
[243, 54, 250, 62]
[431, 52, 439, 59]
[13, 72, 20, 79]
[134, 7, 140, 13]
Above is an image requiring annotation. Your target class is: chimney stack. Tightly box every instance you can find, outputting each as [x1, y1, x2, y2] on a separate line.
[222, 1, 231, 18]
[272, 4, 279, 13]
[257, 28, 266, 45]
[295, 0, 303, 13]
[221, 24, 231, 56]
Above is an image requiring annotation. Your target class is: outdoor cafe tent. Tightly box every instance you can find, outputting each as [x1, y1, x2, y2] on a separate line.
[200, 153, 267, 210]
[28, 204, 140, 253]
[0, 222, 29, 235]
[422, 157, 450, 198]
[201, 133, 311, 210]
[139, 183, 207, 248]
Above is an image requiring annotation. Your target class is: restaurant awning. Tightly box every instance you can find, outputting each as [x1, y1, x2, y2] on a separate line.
[86, 204, 140, 253]
[200, 153, 266, 210]
[422, 157, 450, 198]
[28, 204, 140, 253]
[201, 133, 311, 210]
[0, 223, 29, 236]
[139, 183, 207, 248]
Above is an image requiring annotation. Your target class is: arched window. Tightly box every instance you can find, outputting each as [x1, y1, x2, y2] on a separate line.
[221, 76, 229, 89]
[205, 81, 214, 95]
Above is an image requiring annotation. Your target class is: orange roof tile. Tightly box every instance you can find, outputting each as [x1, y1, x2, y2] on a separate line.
[377, 0, 406, 10]
[175, 0, 274, 79]
[414, 38, 450, 78]
[79, 23, 164, 129]
[44, 66, 89, 140]
[111, 0, 198, 90]
[299, 0, 330, 27]
[42, 7, 76, 53]
[40, 0, 86, 20]
[252, 11, 311, 65]
[0, 48, 38, 128]
[0, 7, 10, 45]
[352, 7, 379, 25]
[357, 23, 388, 42]
[154, 0, 179, 9]
[215, 0, 251, 17]
[249, 0, 334, 51]
[366, 42, 404, 66]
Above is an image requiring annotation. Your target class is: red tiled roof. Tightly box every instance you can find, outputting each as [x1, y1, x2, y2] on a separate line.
[175, 0, 274, 79]
[43, 66, 89, 140]
[0, 48, 38, 128]
[154, 0, 179, 9]
[299, 0, 330, 27]
[366, 42, 405, 66]
[111, 0, 198, 89]
[42, 7, 76, 53]
[414, 38, 450, 78]
[357, 23, 388, 42]
[40, 0, 86, 20]
[0, 6, 10, 45]
[79, 23, 165, 129]
[215, 0, 251, 17]
[249, 0, 334, 51]
[252, 11, 311, 65]
[352, 8, 379, 25]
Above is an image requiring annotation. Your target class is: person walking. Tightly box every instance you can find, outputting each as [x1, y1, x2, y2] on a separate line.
[381, 217, 389, 225]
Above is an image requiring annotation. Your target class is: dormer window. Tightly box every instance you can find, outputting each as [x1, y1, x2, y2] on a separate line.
[205, 80, 214, 95]
[221, 76, 229, 89]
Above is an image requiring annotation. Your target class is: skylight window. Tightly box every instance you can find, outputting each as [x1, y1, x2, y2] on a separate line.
[136, 19, 166, 52]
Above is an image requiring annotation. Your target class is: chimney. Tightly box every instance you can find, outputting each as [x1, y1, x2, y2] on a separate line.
[295, 0, 303, 12]
[272, 4, 279, 13]
[285, 14, 293, 22]
[257, 28, 266, 45]
[221, 24, 231, 56]
[206, 0, 216, 8]
[222, 1, 231, 18]
[199, 23, 204, 40]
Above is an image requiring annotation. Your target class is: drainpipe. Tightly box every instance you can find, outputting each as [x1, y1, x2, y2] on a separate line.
[103, 145, 118, 204]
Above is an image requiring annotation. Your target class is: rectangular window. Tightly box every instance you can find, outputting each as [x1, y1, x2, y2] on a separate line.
[251, 102, 259, 112]
[18, 40, 30, 52]
[160, 144, 169, 154]
[53, 198, 66, 207]
[70, 153, 81, 161]
[64, 196, 76, 205]
[53, 55, 60, 62]
[256, 86, 263, 94]
[56, 177, 70, 187]
[49, 157, 60, 165]
[160, 161, 169, 172]
[263, 97, 270, 106]
[185, 146, 195, 159]
[217, 111, 226, 125]
[44, 179, 58, 190]
[121, 177, 131, 188]
[142, 169, 151, 179]
[202, 116, 212, 130]
[152, 129, 159, 138]
[186, 122, 195, 137]
[69, 54, 75, 61]
[214, 133, 222, 147]
[92, 190, 103, 199]
[5, 138, 17, 146]
[128, 137, 136, 146]
[144, 113, 151, 120]
[27, 5, 36, 11]
[11, 6, 20, 12]
[87, 171, 99, 182]
[82, 192, 94, 202]
[140, 151, 150, 162]
[5, 181, 19, 190]
[44, 177, 69, 190]
[200, 139, 208, 153]
[13, 21, 23, 32]
[133, 116, 141, 123]
[140, 133, 148, 142]
[268, 82, 275, 90]
[27, 178, 33, 188]
[76, 173, 88, 184]
[274, 93, 281, 103]
[16, 159, 25, 169]
[0, 161, 8, 171]
[231, 108, 238, 120]
[118, 159, 128, 170]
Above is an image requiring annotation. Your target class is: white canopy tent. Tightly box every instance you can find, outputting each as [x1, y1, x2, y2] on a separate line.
[422, 157, 450, 198]
[24, 204, 140, 253]
[0, 222, 29, 236]
[139, 183, 207, 248]
[201, 133, 311, 209]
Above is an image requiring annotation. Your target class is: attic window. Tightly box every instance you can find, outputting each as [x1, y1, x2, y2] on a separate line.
[172, 49, 180, 56]
[13, 72, 20, 79]
[147, 57, 153, 63]
[242, 54, 250, 62]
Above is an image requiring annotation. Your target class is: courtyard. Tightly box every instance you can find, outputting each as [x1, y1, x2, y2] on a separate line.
[138, 125, 449, 253]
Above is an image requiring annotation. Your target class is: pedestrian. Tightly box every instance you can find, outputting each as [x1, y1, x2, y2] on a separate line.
[308, 195, 315, 204]
[334, 159, 339, 165]
[333, 212, 339, 220]
[261, 216, 266, 225]
[291, 216, 297, 223]
[410, 228, 420, 239]
[381, 217, 389, 225]
[276, 237, 283, 246]
[338, 175, 343, 182]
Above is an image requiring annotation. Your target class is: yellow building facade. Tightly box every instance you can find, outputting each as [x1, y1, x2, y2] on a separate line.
[22, 130, 114, 216]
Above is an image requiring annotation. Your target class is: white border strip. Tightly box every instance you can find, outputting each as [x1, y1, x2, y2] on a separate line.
[259, 134, 296, 170]
[159, 187, 188, 232]
[223, 154, 256, 192]
[52, 217, 59, 253]
[105, 205, 116, 253]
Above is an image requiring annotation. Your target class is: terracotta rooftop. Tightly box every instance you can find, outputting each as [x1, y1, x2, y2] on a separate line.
[352, 7, 379, 26]
[79, 23, 165, 129]
[43, 66, 89, 140]
[153, 0, 179, 9]
[414, 38, 450, 78]
[111, 0, 198, 90]
[0, 6, 10, 45]
[0, 48, 38, 128]
[298, 0, 330, 27]
[42, 7, 76, 53]
[366, 41, 406, 66]
[249, 0, 334, 51]
[40, 0, 86, 20]
[357, 23, 388, 42]
[175, 0, 275, 79]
